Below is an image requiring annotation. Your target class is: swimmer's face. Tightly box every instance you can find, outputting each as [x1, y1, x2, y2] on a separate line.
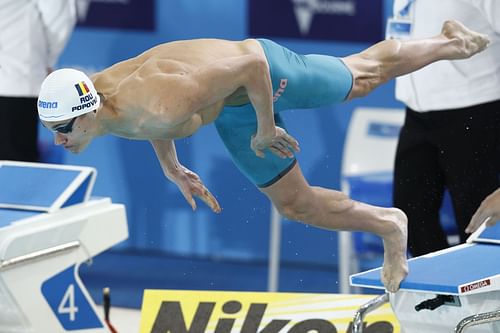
[42, 112, 96, 153]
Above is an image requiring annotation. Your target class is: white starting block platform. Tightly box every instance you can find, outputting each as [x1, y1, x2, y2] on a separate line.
[350, 220, 500, 333]
[0, 161, 128, 333]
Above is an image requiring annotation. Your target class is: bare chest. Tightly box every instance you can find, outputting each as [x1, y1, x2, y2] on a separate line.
[108, 101, 225, 140]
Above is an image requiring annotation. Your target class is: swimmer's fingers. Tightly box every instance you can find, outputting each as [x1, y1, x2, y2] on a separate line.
[267, 142, 291, 158]
[269, 146, 287, 158]
[258, 142, 293, 159]
[255, 149, 266, 158]
[195, 186, 221, 213]
[184, 171, 221, 213]
[172, 167, 216, 212]
[272, 127, 299, 158]
[250, 135, 266, 158]
[177, 170, 200, 211]
[178, 181, 221, 213]
[278, 130, 300, 153]
[251, 127, 299, 159]
[179, 186, 197, 211]
[273, 137, 299, 158]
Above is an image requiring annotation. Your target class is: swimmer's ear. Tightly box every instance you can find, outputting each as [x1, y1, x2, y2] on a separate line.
[94, 92, 105, 115]
[97, 92, 105, 108]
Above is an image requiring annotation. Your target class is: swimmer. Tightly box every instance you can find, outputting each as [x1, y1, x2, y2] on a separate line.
[37, 20, 489, 292]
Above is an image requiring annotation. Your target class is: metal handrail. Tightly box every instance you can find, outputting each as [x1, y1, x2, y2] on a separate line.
[455, 309, 500, 333]
[0, 241, 80, 271]
[352, 293, 390, 333]
[268, 204, 281, 292]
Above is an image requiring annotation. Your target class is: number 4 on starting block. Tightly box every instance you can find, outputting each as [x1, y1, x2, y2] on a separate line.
[41, 265, 104, 330]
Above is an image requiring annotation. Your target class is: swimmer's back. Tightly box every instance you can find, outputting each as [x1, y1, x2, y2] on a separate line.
[99, 39, 264, 77]
[92, 38, 265, 96]
[140, 39, 264, 66]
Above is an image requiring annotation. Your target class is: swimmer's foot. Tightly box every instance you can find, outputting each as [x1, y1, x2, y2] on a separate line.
[380, 208, 408, 293]
[440, 20, 490, 59]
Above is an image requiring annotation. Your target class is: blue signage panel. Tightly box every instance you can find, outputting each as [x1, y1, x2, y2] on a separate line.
[77, 0, 155, 31]
[42, 265, 103, 330]
[249, 0, 383, 43]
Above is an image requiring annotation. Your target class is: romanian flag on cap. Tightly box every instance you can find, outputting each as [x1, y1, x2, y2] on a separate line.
[75, 81, 90, 96]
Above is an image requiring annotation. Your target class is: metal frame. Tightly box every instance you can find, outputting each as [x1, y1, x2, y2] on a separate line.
[455, 309, 500, 333]
[268, 204, 281, 292]
[339, 231, 356, 293]
[0, 241, 80, 271]
[351, 293, 389, 333]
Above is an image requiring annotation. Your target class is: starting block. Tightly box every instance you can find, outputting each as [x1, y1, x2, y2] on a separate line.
[0, 161, 128, 333]
[350, 218, 500, 333]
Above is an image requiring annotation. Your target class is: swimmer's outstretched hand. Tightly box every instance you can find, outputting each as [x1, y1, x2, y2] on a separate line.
[251, 126, 300, 159]
[466, 188, 500, 234]
[169, 165, 221, 213]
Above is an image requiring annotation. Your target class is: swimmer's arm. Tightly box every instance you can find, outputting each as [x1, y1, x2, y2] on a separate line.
[187, 54, 298, 157]
[189, 54, 276, 139]
[150, 139, 182, 178]
[150, 139, 221, 213]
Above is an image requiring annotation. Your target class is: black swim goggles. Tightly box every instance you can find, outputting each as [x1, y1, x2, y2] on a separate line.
[47, 117, 77, 134]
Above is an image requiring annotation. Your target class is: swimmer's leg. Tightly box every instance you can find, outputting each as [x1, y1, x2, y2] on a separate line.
[343, 20, 490, 99]
[260, 163, 408, 293]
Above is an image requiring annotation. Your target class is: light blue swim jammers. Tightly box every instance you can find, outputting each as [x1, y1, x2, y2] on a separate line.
[215, 38, 353, 187]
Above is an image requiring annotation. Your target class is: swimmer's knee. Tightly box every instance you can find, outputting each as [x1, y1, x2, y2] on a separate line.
[343, 59, 382, 98]
[272, 187, 354, 221]
[344, 40, 401, 99]
[274, 201, 305, 222]
[272, 193, 311, 222]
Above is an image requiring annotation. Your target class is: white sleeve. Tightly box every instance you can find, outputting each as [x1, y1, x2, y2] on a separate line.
[36, 0, 78, 67]
[475, 0, 500, 34]
[392, 0, 408, 17]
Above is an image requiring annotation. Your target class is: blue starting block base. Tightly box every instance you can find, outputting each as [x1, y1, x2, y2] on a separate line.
[0, 160, 127, 333]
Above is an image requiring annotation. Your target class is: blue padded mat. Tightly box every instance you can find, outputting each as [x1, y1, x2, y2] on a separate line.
[0, 165, 80, 208]
[476, 222, 500, 242]
[351, 244, 500, 294]
[0, 209, 39, 225]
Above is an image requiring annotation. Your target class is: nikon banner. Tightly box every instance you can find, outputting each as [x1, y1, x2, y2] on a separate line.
[140, 290, 400, 333]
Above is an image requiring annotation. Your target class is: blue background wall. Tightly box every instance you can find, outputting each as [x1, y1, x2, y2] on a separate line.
[40, 0, 404, 308]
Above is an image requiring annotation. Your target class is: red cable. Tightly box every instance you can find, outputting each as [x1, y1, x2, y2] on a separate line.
[103, 287, 119, 333]
[105, 319, 119, 333]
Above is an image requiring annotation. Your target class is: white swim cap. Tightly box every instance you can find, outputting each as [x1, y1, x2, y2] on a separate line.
[38, 68, 100, 122]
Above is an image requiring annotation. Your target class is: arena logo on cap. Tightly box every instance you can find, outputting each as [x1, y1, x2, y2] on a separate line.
[38, 100, 58, 109]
